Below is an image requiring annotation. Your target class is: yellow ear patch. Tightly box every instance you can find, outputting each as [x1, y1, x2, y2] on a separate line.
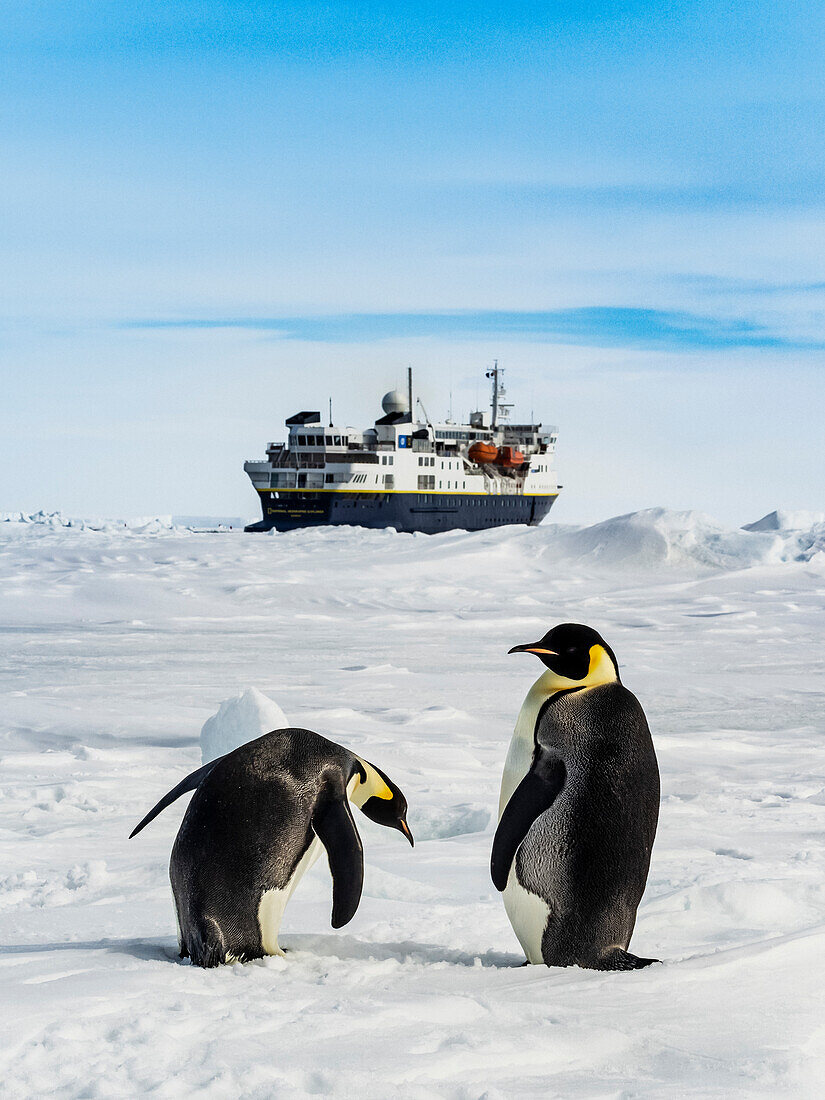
[351, 756, 394, 807]
[586, 644, 618, 687]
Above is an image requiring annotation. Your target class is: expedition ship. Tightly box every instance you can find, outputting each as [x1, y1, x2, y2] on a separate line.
[244, 366, 560, 533]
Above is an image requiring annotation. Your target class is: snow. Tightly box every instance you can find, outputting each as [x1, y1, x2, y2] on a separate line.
[743, 509, 825, 533]
[200, 687, 290, 764]
[1, 507, 823, 1097]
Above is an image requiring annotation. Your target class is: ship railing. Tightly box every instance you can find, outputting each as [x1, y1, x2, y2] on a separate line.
[291, 457, 326, 469]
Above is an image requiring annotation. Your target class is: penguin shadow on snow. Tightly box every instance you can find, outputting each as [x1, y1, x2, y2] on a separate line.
[279, 933, 522, 969]
[0, 937, 522, 971]
[0, 937, 183, 966]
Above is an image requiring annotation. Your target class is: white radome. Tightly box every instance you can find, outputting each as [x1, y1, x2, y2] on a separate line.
[381, 389, 410, 415]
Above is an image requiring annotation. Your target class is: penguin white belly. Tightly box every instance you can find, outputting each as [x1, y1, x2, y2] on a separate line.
[257, 837, 324, 956]
[498, 673, 559, 962]
[257, 773, 360, 957]
[502, 863, 551, 964]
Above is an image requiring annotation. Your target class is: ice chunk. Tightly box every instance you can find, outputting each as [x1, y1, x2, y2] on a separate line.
[200, 687, 290, 763]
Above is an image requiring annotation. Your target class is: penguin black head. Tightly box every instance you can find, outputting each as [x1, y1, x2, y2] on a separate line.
[508, 622, 620, 687]
[352, 758, 414, 846]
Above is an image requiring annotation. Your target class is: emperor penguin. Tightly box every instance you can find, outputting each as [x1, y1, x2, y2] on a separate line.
[130, 727, 413, 967]
[492, 623, 660, 971]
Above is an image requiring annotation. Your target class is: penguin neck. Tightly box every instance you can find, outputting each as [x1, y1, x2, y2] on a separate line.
[511, 670, 561, 749]
[499, 652, 619, 816]
[500, 671, 561, 814]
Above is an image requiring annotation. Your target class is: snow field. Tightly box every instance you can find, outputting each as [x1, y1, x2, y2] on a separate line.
[0, 509, 823, 1097]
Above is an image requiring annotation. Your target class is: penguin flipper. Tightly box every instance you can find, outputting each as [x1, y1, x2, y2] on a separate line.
[312, 796, 364, 928]
[491, 755, 566, 891]
[129, 758, 222, 838]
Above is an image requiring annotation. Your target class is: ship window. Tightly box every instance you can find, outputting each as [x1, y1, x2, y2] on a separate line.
[326, 435, 333, 445]
[389, 456, 393, 464]
[298, 435, 306, 445]
[334, 436, 341, 445]
[325, 474, 334, 483]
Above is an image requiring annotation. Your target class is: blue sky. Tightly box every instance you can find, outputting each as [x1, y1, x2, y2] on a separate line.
[1, 1, 824, 522]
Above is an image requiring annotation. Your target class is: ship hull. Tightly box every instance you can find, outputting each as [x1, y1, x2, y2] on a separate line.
[245, 491, 558, 533]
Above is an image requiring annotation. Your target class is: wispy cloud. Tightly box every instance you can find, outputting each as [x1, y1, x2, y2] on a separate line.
[124, 307, 825, 351]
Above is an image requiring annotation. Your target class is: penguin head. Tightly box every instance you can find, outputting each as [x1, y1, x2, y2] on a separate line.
[352, 758, 414, 846]
[508, 622, 620, 688]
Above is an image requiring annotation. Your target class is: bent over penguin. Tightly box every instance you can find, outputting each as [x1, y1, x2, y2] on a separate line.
[131, 727, 412, 967]
[492, 623, 659, 970]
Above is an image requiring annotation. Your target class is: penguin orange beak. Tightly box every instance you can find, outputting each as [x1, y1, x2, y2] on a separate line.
[399, 820, 414, 847]
[508, 643, 558, 656]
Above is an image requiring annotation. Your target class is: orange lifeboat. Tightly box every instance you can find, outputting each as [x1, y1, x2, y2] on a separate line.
[468, 441, 498, 465]
[495, 446, 525, 468]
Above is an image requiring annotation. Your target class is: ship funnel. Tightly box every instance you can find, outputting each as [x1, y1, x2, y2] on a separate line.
[381, 389, 410, 415]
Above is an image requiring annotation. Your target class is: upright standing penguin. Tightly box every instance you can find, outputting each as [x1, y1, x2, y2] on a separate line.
[130, 727, 413, 967]
[492, 623, 660, 970]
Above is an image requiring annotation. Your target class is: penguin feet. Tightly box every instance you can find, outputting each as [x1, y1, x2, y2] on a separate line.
[593, 947, 659, 971]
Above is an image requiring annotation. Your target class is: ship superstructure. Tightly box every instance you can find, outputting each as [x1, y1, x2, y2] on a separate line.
[244, 367, 560, 533]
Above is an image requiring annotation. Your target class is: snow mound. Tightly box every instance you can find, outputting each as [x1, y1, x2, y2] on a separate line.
[200, 687, 290, 763]
[3, 505, 824, 570]
[743, 509, 825, 532]
[537, 507, 825, 570]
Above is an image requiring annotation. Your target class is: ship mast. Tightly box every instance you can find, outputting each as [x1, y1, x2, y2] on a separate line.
[486, 361, 512, 428]
[487, 361, 499, 426]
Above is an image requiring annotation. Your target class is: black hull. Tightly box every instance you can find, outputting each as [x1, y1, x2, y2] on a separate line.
[245, 491, 558, 533]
